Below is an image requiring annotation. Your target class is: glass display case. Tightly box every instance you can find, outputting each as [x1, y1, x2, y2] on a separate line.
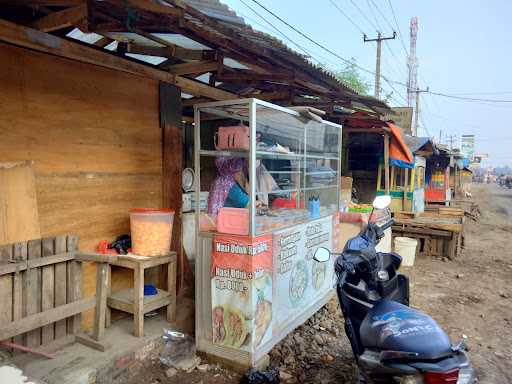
[193, 99, 343, 368]
[194, 98, 342, 236]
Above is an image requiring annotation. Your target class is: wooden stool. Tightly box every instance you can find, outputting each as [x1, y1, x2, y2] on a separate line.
[76, 252, 177, 350]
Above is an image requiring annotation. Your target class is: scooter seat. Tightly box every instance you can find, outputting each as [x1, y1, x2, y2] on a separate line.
[360, 300, 453, 360]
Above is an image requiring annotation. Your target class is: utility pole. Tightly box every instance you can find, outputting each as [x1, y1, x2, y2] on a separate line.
[412, 87, 429, 136]
[364, 31, 396, 99]
[447, 135, 457, 150]
[439, 130, 442, 144]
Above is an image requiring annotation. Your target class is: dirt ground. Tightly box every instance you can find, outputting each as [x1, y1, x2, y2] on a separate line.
[122, 184, 512, 384]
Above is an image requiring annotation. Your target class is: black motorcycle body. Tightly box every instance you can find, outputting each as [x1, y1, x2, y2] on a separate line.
[327, 219, 475, 384]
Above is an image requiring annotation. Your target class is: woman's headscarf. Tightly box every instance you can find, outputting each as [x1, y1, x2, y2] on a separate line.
[207, 157, 247, 215]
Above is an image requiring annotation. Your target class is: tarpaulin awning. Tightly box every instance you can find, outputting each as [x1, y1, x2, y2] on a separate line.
[388, 123, 414, 169]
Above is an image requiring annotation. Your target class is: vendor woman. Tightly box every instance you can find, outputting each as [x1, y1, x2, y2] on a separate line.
[207, 157, 265, 215]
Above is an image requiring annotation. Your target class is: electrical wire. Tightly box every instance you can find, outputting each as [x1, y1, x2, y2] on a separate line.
[386, 0, 409, 56]
[428, 91, 512, 103]
[328, 0, 365, 35]
[348, 0, 379, 32]
[237, 0, 321, 64]
[249, 0, 409, 88]
[368, 0, 395, 33]
[365, 0, 384, 33]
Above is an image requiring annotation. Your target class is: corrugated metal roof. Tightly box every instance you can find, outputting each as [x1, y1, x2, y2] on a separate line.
[183, 0, 388, 111]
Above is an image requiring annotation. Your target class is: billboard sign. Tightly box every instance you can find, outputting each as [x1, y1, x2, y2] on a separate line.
[383, 107, 413, 135]
[461, 135, 475, 160]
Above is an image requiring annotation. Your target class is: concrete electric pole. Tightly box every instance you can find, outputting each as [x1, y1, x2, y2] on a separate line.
[447, 135, 457, 150]
[364, 31, 396, 99]
[412, 87, 429, 136]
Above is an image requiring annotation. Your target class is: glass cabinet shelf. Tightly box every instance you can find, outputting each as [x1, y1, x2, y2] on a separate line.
[194, 98, 342, 236]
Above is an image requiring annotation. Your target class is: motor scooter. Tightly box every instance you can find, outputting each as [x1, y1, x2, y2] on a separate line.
[314, 195, 476, 384]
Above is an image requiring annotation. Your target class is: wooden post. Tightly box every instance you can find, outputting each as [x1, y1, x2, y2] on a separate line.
[403, 168, 409, 211]
[105, 264, 112, 328]
[12, 242, 26, 347]
[133, 264, 144, 337]
[376, 163, 382, 191]
[384, 134, 390, 194]
[167, 258, 177, 323]
[54, 236, 68, 339]
[160, 82, 189, 293]
[0, 245, 13, 346]
[25, 239, 42, 348]
[41, 237, 55, 345]
[93, 263, 108, 341]
[66, 235, 81, 335]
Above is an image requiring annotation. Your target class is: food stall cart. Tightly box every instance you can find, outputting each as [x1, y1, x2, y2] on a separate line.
[193, 99, 342, 368]
[425, 149, 452, 206]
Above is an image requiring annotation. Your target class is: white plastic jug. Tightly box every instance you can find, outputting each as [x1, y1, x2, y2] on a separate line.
[394, 237, 418, 267]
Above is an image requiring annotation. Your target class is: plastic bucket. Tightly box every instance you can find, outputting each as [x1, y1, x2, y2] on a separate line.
[394, 237, 417, 267]
[130, 208, 174, 256]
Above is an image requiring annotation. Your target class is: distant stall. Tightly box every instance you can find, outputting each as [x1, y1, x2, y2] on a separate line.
[342, 113, 413, 210]
[425, 145, 452, 206]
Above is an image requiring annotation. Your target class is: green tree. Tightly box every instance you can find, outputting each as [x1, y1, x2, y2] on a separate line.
[330, 58, 394, 104]
[333, 59, 371, 96]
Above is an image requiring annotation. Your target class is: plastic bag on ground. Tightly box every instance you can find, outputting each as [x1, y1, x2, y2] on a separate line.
[159, 329, 198, 371]
[240, 368, 280, 384]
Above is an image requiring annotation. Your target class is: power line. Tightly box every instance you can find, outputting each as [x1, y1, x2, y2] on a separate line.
[237, 0, 320, 64]
[250, 0, 411, 88]
[328, 0, 365, 35]
[386, 0, 409, 56]
[348, 0, 379, 32]
[366, 0, 385, 32]
[368, 0, 396, 34]
[428, 91, 512, 103]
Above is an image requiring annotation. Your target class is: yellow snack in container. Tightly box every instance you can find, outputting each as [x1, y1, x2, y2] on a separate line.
[130, 208, 174, 256]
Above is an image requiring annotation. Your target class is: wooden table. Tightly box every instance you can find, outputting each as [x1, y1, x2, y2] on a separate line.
[75, 252, 177, 351]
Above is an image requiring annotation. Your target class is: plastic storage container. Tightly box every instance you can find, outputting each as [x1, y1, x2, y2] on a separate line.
[130, 208, 174, 256]
[217, 208, 249, 235]
[394, 236, 417, 267]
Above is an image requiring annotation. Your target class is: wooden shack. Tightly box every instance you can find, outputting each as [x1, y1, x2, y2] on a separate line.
[0, 0, 389, 340]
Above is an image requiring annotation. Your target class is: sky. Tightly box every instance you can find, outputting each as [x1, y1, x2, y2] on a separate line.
[221, 0, 512, 167]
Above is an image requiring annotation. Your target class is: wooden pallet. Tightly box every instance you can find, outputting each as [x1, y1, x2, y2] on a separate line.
[0, 235, 91, 349]
[392, 224, 463, 259]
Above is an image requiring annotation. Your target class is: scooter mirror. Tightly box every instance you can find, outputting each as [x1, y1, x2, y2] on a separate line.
[313, 247, 330, 263]
[373, 195, 392, 210]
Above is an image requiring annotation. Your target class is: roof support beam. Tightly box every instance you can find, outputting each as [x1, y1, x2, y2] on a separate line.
[216, 69, 294, 82]
[167, 60, 218, 75]
[125, 42, 215, 61]
[30, 3, 87, 32]
[0, 18, 235, 100]
[2, 0, 82, 5]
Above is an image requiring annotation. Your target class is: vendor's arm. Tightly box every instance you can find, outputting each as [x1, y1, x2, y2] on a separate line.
[225, 183, 250, 208]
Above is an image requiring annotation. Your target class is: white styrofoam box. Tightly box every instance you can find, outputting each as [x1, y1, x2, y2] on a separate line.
[182, 193, 193, 212]
[182, 212, 196, 261]
[191, 191, 209, 210]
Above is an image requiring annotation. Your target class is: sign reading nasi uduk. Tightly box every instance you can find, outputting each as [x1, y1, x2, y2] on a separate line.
[210, 215, 334, 353]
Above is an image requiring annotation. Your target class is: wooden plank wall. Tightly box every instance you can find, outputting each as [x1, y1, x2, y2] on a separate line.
[0, 235, 81, 348]
[0, 44, 163, 327]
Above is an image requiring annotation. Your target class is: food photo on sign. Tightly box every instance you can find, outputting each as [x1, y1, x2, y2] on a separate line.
[211, 234, 273, 352]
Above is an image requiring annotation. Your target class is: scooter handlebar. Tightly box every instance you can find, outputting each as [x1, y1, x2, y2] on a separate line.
[379, 219, 395, 231]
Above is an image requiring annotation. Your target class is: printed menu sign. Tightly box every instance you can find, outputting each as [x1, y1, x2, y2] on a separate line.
[272, 216, 334, 333]
[211, 234, 273, 352]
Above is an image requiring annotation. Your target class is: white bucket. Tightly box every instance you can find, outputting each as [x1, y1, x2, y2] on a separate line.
[394, 237, 418, 267]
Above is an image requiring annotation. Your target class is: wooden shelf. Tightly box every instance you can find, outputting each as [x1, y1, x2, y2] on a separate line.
[108, 288, 171, 315]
